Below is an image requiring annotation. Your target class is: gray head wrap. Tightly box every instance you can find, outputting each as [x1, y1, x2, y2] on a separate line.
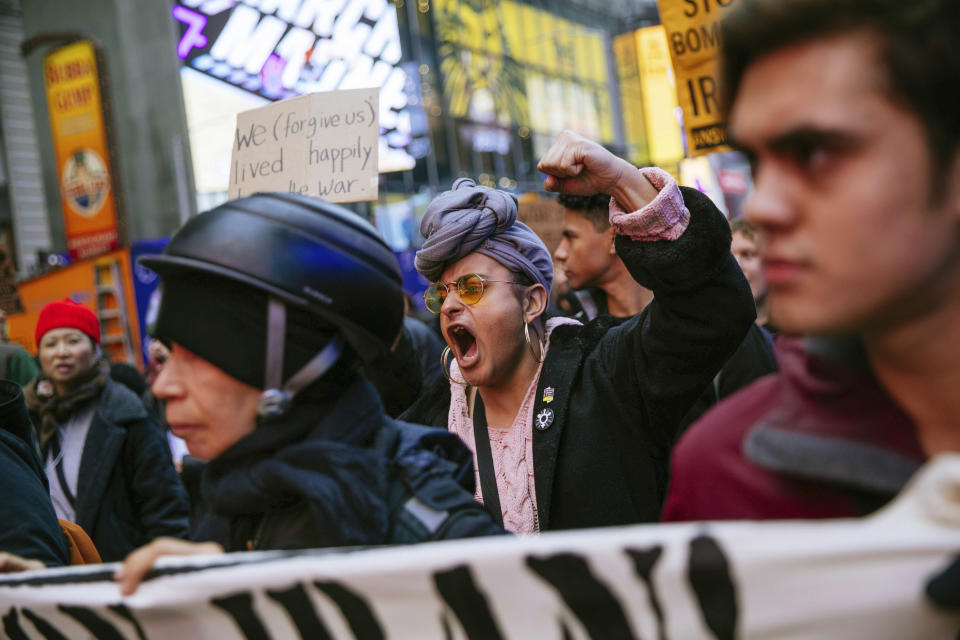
[415, 178, 553, 295]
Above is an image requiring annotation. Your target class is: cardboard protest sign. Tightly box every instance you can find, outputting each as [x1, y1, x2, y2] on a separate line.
[519, 196, 565, 255]
[2, 456, 960, 639]
[228, 88, 379, 203]
[657, 0, 737, 156]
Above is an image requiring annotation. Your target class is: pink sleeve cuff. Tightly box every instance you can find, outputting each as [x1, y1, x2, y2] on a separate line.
[609, 167, 691, 242]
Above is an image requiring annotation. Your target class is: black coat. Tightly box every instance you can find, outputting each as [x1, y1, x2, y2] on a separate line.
[677, 323, 778, 434]
[402, 187, 755, 530]
[366, 316, 445, 418]
[192, 377, 503, 552]
[0, 380, 69, 566]
[55, 380, 190, 562]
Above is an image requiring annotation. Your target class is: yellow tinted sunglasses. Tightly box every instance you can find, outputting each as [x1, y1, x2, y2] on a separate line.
[424, 273, 521, 313]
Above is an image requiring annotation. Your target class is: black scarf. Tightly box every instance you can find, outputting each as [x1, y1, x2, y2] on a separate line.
[24, 358, 110, 452]
[196, 378, 390, 550]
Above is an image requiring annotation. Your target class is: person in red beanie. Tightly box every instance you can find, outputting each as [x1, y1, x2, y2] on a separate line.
[23, 298, 190, 562]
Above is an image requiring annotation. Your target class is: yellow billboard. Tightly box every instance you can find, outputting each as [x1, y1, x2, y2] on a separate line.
[44, 41, 120, 259]
[636, 26, 685, 165]
[434, 0, 613, 141]
[657, 0, 736, 156]
[614, 32, 648, 166]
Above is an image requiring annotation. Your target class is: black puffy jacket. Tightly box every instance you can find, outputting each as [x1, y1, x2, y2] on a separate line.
[62, 380, 190, 562]
[191, 377, 504, 552]
[0, 380, 69, 566]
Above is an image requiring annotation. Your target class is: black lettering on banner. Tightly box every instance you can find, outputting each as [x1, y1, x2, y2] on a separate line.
[441, 610, 455, 639]
[2, 608, 29, 640]
[626, 546, 667, 640]
[212, 593, 270, 640]
[687, 535, 738, 640]
[434, 565, 504, 639]
[109, 604, 147, 640]
[267, 584, 333, 639]
[526, 553, 636, 639]
[22, 608, 69, 640]
[58, 606, 126, 640]
[314, 581, 385, 640]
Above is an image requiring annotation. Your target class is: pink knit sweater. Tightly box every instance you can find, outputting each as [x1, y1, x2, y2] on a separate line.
[447, 317, 578, 534]
[446, 167, 691, 534]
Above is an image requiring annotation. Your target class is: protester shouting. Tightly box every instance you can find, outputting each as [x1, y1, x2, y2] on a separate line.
[401, 131, 755, 534]
[24, 299, 189, 562]
[116, 193, 503, 596]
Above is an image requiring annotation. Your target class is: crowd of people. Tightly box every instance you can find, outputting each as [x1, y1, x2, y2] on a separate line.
[0, 0, 957, 617]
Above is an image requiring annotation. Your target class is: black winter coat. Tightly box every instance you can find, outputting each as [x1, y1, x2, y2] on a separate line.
[677, 323, 778, 434]
[401, 187, 755, 530]
[40, 379, 191, 562]
[0, 380, 69, 566]
[192, 377, 503, 552]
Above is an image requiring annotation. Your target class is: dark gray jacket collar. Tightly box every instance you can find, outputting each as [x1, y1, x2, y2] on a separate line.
[744, 336, 924, 496]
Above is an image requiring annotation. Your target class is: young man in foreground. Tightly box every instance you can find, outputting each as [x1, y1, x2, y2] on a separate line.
[664, 0, 960, 521]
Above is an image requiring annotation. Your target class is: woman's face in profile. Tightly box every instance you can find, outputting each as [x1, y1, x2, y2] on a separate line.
[151, 342, 261, 461]
[38, 328, 97, 392]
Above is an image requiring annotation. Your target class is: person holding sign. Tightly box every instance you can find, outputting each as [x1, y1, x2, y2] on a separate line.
[400, 131, 755, 534]
[116, 194, 503, 596]
[663, 0, 960, 528]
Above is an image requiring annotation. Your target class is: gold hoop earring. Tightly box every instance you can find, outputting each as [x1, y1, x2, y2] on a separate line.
[524, 322, 546, 363]
[440, 346, 467, 386]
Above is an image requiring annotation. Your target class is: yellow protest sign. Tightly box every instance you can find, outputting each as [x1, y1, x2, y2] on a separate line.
[228, 88, 379, 203]
[657, 0, 737, 156]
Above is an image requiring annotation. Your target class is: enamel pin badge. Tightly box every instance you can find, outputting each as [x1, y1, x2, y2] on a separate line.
[543, 387, 554, 403]
[535, 408, 555, 431]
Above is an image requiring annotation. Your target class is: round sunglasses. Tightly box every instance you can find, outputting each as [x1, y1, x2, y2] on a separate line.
[423, 273, 522, 313]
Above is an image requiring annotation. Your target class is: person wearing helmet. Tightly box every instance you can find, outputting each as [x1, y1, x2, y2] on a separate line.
[116, 193, 503, 595]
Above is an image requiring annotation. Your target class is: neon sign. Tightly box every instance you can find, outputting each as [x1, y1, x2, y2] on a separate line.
[172, 5, 208, 59]
[173, 0, 417, 171]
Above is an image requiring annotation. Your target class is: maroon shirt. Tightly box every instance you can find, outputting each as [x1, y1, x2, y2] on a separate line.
[663, 336, 926, 522]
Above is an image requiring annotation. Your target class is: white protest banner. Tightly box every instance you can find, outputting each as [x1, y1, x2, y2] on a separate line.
[228, 88, 379, 203]
[2, 456, 960, 639]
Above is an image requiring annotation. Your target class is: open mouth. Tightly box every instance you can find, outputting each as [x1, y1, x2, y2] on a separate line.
[448, 325, 479, 366]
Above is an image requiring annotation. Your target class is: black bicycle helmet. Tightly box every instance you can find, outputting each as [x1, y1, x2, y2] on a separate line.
[139, 193, 404, 414]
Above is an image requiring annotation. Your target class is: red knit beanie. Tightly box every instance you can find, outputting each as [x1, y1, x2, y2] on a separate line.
[35, 299, 100, 347]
